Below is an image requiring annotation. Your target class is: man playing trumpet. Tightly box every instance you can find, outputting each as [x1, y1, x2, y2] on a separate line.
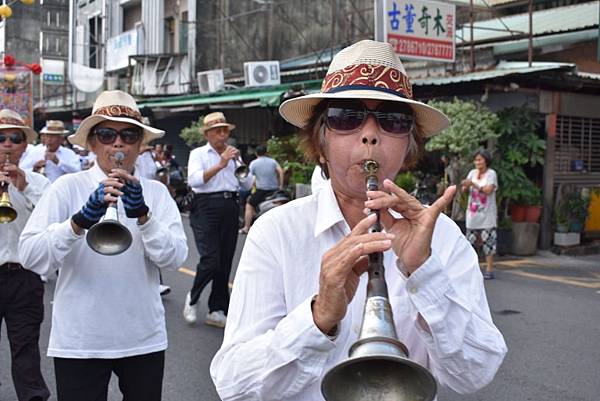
[182, 112, 254, 328]
[19, 91, 188, 401]
[0, 109, 50, 401]
[19, 120, 80, 182]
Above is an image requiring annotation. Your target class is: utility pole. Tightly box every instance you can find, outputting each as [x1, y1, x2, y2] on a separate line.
[528, 0, 533, 67]
[267, 0, 273, 60]
[330, 0, 336, 60]
[470, 0, 474, 72]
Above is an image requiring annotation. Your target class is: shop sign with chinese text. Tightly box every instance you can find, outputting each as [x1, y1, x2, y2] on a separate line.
[383, 0, 455, 62]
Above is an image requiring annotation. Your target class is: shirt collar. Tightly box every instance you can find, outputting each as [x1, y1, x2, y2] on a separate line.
[314, 180, 349, 238]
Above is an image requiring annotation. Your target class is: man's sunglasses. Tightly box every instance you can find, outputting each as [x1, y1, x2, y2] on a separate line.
[0, 133, 25, 144]
[93, 127, 143, 145]
[325, 100, 414, 137]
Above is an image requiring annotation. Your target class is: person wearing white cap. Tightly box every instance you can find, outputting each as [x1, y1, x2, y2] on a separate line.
[19, 90, 188, 401]
[0, 109, 51, 401]
[19, 120, 81, 182]
[182, 111, 254, 328]
[211, 40, 507, 400]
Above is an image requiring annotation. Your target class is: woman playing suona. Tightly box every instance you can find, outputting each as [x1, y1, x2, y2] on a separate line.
[211, 40, 507, 401]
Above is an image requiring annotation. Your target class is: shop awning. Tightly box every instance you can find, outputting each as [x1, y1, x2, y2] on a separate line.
[138, 80, 322, 109]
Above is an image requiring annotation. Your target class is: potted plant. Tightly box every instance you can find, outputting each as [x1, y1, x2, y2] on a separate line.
[565, 191, 590, 233]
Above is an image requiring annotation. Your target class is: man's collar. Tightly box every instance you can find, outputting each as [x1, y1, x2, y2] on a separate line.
[314, 180, 349, 238]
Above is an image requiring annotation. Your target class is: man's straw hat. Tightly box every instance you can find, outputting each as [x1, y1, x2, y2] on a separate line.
[278, 40, 450, 137]
[200, 112, 236, 134]
[0, 109, 37, 143]
[40, 120, 69, 135]
[69, 90, 164, 149]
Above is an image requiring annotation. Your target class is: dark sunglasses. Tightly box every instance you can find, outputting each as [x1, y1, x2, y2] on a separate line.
[325, 100, 414, 137]
[93, 127, 143, 145]
[0, 133, 25, 144]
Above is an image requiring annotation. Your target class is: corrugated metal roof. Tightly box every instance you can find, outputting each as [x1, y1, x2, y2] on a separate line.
[412, 61, 574, 85]
[457, 1, 599, 44]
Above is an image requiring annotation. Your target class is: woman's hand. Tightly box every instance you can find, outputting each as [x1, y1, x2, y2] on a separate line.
[312, 213, 395, 335]
[365, 179, 456, 274]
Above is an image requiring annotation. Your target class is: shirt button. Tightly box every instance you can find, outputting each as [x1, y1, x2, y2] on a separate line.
[409, 287, 418, 294]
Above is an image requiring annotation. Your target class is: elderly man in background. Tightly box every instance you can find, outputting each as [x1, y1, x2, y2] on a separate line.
[20, 120, 80, 182]
[182, 111, 253, 328]
[0, 109, 51, 401]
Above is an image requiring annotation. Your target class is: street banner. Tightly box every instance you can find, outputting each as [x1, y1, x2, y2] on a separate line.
[0, 66, 33, 126]
[383, 0, 455, 62]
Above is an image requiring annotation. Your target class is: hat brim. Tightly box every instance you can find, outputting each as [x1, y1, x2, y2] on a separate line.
[278, 90, 450, 138]
[0, 124, 37, 144]
[68, 115, 165, 150]
[201, 122, 236, 134]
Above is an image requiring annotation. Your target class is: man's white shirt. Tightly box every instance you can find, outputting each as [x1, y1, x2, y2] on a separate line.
[19, 163, 188, 358]
[211, 181, 507, 401]
[187, 143, 253, 193]
[20, 144, 81, 182]
[0, 170, 50, 265]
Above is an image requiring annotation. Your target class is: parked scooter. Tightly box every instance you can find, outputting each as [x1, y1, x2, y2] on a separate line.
[254, 190, 290, 221]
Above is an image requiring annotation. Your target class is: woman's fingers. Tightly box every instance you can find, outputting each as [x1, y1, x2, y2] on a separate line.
[428, 185, 457, 217]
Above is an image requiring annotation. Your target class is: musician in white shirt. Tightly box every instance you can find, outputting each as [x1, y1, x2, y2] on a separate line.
[211, 40, 506, 401]
[19, 91, 188, 401]
[19, 120, 80, 182]
[0, 109, 51, 401]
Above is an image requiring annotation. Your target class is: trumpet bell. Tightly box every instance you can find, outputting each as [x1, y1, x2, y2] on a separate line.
[321, 354, 437, 401]
[87, 220, 133, 255]
[235, 165, 249, 180]
[0, 192, 17, 223]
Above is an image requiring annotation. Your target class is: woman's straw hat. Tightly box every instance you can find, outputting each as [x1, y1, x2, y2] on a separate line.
[279, 40, 449, 137]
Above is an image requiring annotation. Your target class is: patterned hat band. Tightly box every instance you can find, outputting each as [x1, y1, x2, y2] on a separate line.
[0, 117, 26, 127]
[93, 105, 143, 122]
[45, 126, 66, 132]
[321, 63, 413, 100]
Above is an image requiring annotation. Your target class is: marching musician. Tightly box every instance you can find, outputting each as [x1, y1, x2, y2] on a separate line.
[0, 109, 50, 401]
[182, 112, 253, 329]
[19, 91, 188, 401]
[19, 120, 81, 182]
[211, 40, 507, 400]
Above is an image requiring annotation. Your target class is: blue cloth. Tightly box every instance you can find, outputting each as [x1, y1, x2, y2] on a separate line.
[122, 180, 149, 218]
[72, 184, 107, 229]
[248, 157, 279, 191]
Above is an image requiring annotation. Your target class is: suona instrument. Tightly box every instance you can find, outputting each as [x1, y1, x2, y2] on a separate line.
[320, 159, 437, 401]
[86, 151, 133, 255]
[0, 153, 17, 223]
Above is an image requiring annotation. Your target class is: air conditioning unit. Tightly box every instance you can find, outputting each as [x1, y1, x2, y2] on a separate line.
[243, 61, 280, 87]
[197, 69, 225, 94]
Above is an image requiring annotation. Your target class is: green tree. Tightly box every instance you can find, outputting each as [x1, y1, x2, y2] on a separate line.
[179, 115, 207, 147]
[494, 106, 545, 207]
[425, 98, 500, 219]
[267, 135, 315, 189]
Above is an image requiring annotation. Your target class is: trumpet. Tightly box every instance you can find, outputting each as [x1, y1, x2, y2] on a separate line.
[86, 151, 133, 255]
[0, 153, 17, 223]
[321, 160, 437, 401]
[233, 157, 249, 181]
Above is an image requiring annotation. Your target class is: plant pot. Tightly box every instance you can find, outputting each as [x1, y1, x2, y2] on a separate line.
[511, 222, 539, 256]
[569, 220, 584, 233]
[497, 227, 512, 256]
[511, 204, 527, 223]
[555, 223, 569, 233]
[525, 205, 542, 223]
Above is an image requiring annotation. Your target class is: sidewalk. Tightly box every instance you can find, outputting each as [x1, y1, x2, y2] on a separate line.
[492, 250, 600, 289]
